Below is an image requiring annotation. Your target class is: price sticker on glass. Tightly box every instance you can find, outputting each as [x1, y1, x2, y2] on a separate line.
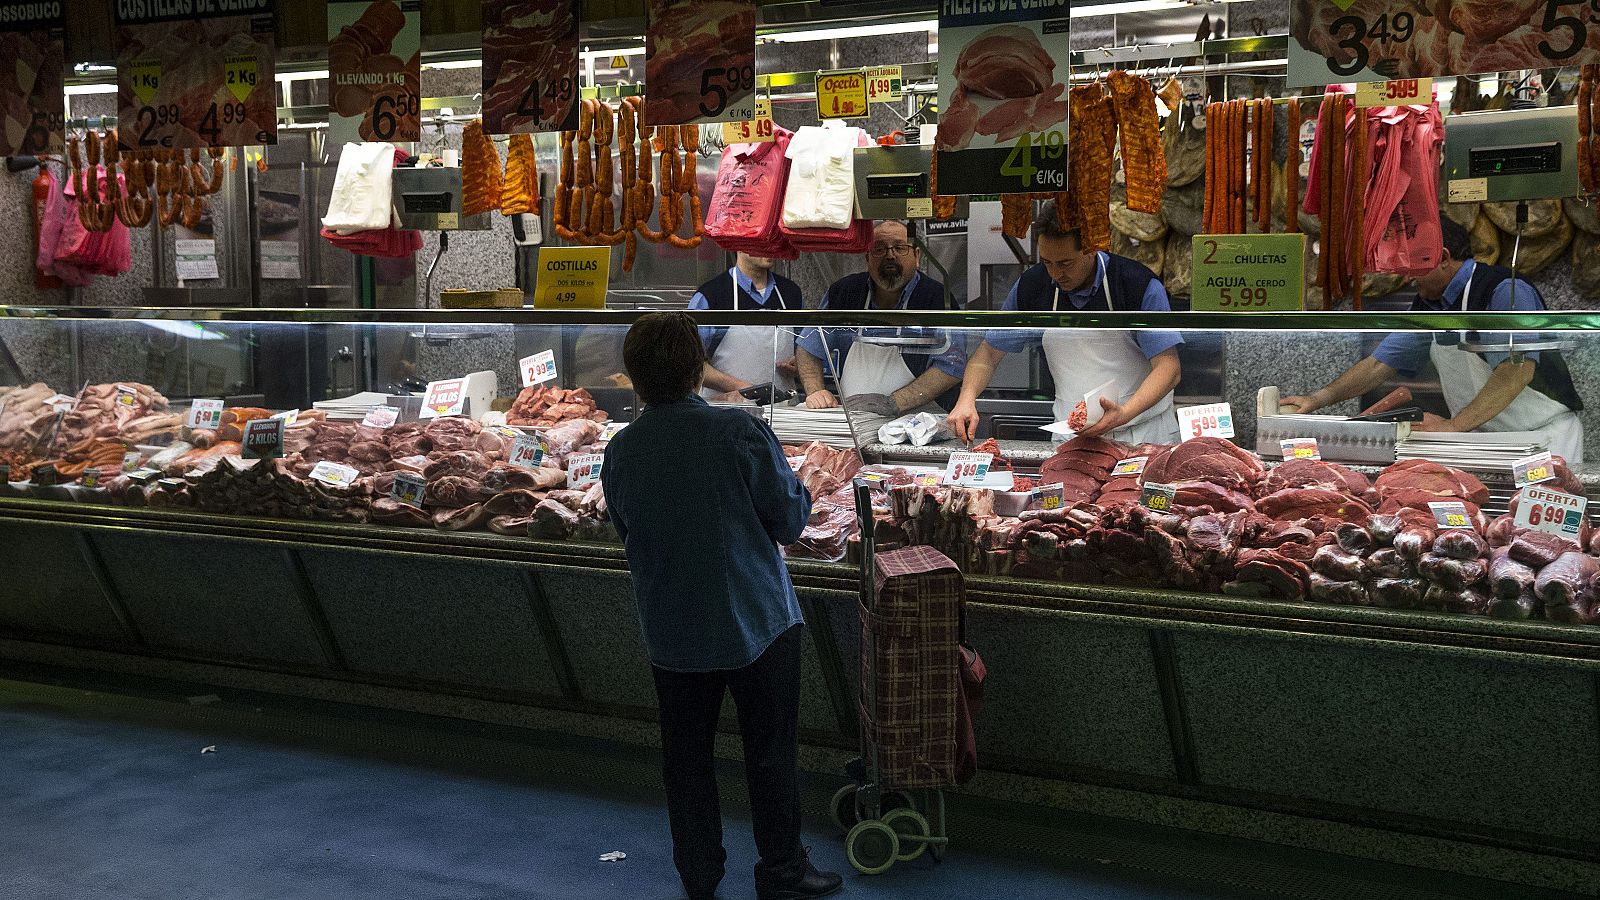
[567, 453, 605, 488]
[1515, 484, 1588, 539]
[1513, 451, 1556, 488]
[1178, 402, 1235, 440]
[521, 350, 558, 388]
[1280, 438, 1320, 460]
[1428, 501, 1473, 530]
[944, 451, 992, 486]
[1191, 235, 1306, 312]
[187, 398, 224, 430]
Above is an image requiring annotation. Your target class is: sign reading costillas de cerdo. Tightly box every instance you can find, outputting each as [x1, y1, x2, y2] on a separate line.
[1287, 0, 1600, 86]
[114, 0, 277, 150]
[1191, 234, 1306, 312]
[0, 1, 65, 156]
[934, 0, 1070, 195]
[327, 0, 421, 145]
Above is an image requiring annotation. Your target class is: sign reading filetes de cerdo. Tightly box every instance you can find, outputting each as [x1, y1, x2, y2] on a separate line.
[113, 0, 277, 150]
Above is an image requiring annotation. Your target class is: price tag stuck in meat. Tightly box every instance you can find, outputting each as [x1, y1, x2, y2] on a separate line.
[187, 398, 224, 430]
[600, 422, 628, 441]
[944, 451, 993, 486]
[567, 452, 605, 488]
[1514, 484, 1587, 539]
[45, 393, 75, 413]
[1033, 484, 1065, 510]
[81, 469, 101, 489]
[128, 468, 161, 484]
[1177, 402, 1235, 440]
[363, 406, 399, 429]
[1513, 451, 1556, 488]
[864, 65, 902, 103]
[391, 471, 426, 507]
[242, 418, 285, 459]
[114, 385, 139, 408]
[272, 409, 300, 428]
[521, 350, 558, 387]
[122, 451, 142, 471]
[511, 434, 549, 469]
[1111, 456, 1149, 477]
[1428, 500, 1473, 530]
[1141, 482, 1177, 512]
[1192, 234, 1306, 312]
[1281, 438, 1320, 460]
[1354, 78, 1431, 107]
[915, 473, 944, 487]
[421, 379, 467, 419]
[310, 461, 360, 487]
[816, 70, 868, 120]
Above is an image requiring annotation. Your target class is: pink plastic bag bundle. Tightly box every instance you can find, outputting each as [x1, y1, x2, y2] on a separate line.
[319, 146, 423, 259]
[37, 166, 132, 285]
[705, 127, 798, 259]
[778, 217, 874, 254]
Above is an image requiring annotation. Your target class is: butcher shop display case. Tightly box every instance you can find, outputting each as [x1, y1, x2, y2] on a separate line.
[3, 302, 1600, 624]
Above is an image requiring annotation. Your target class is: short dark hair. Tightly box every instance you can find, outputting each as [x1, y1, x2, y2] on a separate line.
[875, 219, 918, 242]
[624, 312, 706, 404]
[1033, 199, 1082, 246]
[1440, 218, 1472, 262]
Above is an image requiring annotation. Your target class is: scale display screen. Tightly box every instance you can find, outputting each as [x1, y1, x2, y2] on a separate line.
[865, 173, 929, 200]
[1469, 142, 1562, 178]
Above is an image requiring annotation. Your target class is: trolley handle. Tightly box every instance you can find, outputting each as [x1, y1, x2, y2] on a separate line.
[853, 477, 877, 607]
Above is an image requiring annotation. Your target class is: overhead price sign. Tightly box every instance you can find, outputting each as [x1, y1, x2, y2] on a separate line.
[328, 0, 421, 144]
[1191, 234, 1306, 312]
[816, 70, 868, 120]
[865, 65, 903, 104]
[0, 1, 65, 156]
[1287, 0, 1600, 86]
[482, 0, 580, 134]
[645, 0, 756, 125]
[1354, 77, 1431, 107]
[934, 0, 1070, 195]
[114, 0, 276, 150]
[534, 246, 611, 309]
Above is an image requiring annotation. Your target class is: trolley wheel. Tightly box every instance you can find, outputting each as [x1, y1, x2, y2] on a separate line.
[846, 820, 900, 875]
[829, 784, 861, 833]
[881, 789, 916, 814]
[881, 808, 931, 862]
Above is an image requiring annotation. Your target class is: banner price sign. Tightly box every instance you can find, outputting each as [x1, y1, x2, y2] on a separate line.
[328, 0, 421, 144]
[0, 1, 65, 156]
[482, 0, 580, 133]
[645, 0, 756, 125]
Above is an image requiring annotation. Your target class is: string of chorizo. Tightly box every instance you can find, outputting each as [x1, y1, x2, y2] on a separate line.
[1286, 98, 1301, 234]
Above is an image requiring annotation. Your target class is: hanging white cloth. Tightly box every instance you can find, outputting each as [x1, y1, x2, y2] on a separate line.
[322, 142, 396, 233]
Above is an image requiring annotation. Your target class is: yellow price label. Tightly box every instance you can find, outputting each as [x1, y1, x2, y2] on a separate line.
[720, 99, 774, 145]
[816, 70, 868, 120]
[131, 59, 161, 106]
[1528, 466, 1550, 482]
[1354, 78, 1431, 107]
[1294, 448, 1315, 458]
[533, 246, 611, 310]
[225, 54, 259, 103]
[864, 65, 902, 103]
[1446, 514, 1467, 527]
[1149, 495, 1170, 510]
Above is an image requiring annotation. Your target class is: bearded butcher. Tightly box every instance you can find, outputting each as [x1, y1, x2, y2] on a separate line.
[688, 251, 804, 403]
[948, 200, 1183, 444]
[794, 220, 966, 416]
[1284, 218, 1585, 462]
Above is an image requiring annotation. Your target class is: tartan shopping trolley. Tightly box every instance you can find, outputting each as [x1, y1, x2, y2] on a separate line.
[832, 478, 984, 875]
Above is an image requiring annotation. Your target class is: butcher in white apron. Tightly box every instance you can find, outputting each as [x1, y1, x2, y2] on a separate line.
[795, 221, 964, 414]
[687, 253, 803, 401]
[1284, 220, 1585, 463]
[947, 200, 1183, 445]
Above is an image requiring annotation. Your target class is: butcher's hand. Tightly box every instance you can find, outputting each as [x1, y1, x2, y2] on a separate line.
[843, 393, 897, 418]
[776, 356, 799, 378]
[805, 389, 840, 409]
[1280, 394, 1324, 414]
[947, 400, 980, 445]
[1078, 397, 1129, 438]
[1411, 412, 1460, 432]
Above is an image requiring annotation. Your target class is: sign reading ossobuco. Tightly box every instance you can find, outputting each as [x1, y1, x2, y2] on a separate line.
[1287, 0, 1600, 85]
[114, 0, 276, 149]
[1190, 234, 1306, 312]
[934, 0, 1071, 195]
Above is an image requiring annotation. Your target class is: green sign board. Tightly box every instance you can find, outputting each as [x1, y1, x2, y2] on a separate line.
[1190, 234, 1306, 312]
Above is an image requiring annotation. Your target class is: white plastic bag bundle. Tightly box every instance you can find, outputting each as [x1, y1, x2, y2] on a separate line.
[322, 142, 397, 233]
[781, 125, 861, 230]
[877, 411, 950, 447]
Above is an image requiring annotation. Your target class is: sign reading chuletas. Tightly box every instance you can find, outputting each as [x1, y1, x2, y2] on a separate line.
[935, 0, 1071, 195]
[0, 1, 64, 156]
[482, 0, 580, 133]
[114, 0, 276, 149]
[1190, 234, 1306, 312]
[1288, 0, 1600, 85]
[328, 0, 420, 144]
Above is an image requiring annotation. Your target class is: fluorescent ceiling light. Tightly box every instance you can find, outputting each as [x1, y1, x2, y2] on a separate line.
[66, 83, 116, 95]
[277, 69, 329, 82]
[423, 59, 480, 70]
[762, 20, 935, 42]
[1071, 0, 1189, 16]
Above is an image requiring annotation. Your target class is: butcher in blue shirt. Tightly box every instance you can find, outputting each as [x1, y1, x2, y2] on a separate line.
[947, 201, 1184, 444]
[1284, 219, 1584, 462]
[600, 312, 842, 900]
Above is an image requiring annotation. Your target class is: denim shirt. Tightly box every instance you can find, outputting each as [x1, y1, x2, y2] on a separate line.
[601, 395, 811, 671]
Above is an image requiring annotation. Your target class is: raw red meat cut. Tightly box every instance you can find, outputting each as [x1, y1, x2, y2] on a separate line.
[1536, 552, 1600, 623]
[1432, 529, 1487, 561]
[1258, 457, 1372, 501]
[1255, 488, 1372, 523]
[1489, 547, 1537, 600]
[1509, 531, 1580, 568]
[1374, 460, 1489, 506]
[1144, 438, 1264, 494]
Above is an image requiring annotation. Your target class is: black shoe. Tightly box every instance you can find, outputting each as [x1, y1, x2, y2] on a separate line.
[755, 862, 844, 900]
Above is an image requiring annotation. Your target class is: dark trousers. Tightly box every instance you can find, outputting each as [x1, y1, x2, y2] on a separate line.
[651, 624, 805, 895]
